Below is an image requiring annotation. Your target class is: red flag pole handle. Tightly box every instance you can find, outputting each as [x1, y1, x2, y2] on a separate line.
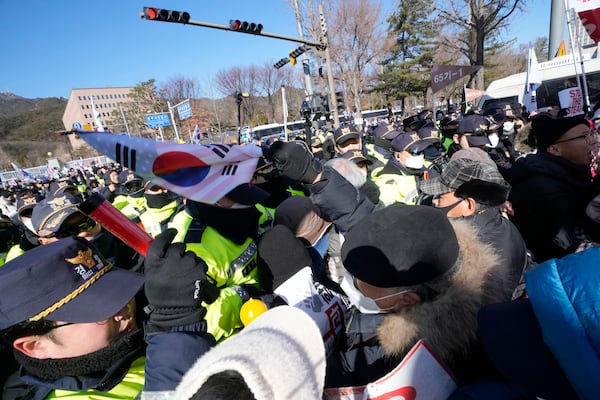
[78, 192, 153, 256]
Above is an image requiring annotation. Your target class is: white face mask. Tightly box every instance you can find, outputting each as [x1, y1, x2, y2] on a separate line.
[405, 154, 424, 169]
[503, 121, 514, 134]
[23, 218, 36, 234]
[487, 133, 499, 148]
[340, 272, 406, 314]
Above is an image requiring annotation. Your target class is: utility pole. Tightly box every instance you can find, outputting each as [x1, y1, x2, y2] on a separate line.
[319, 5, 339, 127]
[293, 0, 314, 96]
[282, 86, 289, 142]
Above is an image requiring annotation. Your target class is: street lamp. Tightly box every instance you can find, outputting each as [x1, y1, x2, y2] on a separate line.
[301, 100, 312, 148]
[235, 91, 249, 143]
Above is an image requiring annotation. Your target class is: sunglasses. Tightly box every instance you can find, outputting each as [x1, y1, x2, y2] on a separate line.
[50, 216, 97, 238]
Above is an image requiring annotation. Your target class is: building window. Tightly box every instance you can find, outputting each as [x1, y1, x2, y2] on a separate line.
[81, 105, 85, 110]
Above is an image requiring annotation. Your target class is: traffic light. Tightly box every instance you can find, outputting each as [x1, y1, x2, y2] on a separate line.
[229, 19, 263, 34]
[289, 45, 309, 59]
[335, 91, 345, 113]
[288, 45, 309, 67]
[141, 7, 190, 24]
[274, 57, 289, 69]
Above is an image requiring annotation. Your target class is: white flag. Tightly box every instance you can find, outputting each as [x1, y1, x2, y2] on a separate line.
[90, 96, 105, 132]
[523, 47, 542, 113]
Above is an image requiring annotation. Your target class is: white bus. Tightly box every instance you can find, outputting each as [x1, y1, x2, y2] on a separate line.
[250, 120, 307, 143]
[478, 53, 600, 113]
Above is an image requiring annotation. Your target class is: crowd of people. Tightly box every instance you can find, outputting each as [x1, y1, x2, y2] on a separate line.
[0, 103, 599, 399]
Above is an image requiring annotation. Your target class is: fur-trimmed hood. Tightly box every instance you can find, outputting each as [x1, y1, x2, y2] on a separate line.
[377, 219, 508, 371]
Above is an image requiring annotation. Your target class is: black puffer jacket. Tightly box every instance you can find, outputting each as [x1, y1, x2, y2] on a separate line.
[502, 152, 600, 262]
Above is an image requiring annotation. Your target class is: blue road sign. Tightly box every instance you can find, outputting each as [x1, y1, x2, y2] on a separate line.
[145, 113, 171, 128]
[72, 122, 83, 129]
[177, 100, 193, 120]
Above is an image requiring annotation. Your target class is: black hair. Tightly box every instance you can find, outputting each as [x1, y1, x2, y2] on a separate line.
[0, 319, 59, 346]
[191, 370, 256, 400]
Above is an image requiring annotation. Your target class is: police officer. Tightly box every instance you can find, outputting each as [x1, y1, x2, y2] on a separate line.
[168, 183, 273, 342]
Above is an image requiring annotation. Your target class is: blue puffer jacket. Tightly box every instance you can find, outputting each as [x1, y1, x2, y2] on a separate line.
[526, 247, 600, 400]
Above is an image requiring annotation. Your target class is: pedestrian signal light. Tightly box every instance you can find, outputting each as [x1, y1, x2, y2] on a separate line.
[229, 19, 263, 34]
[141, 7, 190, 24]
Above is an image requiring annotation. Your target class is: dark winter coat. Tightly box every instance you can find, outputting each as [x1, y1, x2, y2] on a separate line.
[325, 220, 509, 387]
[502, 151, 600, 262]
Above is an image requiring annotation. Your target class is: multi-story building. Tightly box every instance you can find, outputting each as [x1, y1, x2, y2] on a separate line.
[62, 87, 134, 148]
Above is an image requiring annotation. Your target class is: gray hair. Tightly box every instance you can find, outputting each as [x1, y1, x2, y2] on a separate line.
[326, 157, 367, 188]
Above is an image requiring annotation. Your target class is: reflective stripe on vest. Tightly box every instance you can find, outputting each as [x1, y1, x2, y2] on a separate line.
[46, 356, 145, 399]
[371, 167, 420, 206]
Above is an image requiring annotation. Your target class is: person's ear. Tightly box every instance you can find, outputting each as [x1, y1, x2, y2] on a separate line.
[13, 336, 49, 359]
[38, 237, 53, 245]
[394, 291, 422, 310]
[547, 144, 560, 156]
[464, 197, 478, 214]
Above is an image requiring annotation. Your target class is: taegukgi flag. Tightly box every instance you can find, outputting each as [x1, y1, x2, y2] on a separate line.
[523, 47, 542, 113]
[73, 131, 262, 204]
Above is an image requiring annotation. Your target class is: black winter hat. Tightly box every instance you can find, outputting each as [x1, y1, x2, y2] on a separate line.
[341, 204, 460, 288]
[530, 112, 589, 151]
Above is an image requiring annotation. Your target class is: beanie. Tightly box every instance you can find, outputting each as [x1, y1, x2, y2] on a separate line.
[530, 113, 589, 151]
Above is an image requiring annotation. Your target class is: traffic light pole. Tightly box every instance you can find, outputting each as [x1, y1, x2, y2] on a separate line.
[319, 5, 339, 127]
[292, 0, 314, 97]
[144, 15, 327, 50]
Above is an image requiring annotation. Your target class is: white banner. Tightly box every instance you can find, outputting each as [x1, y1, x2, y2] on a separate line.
[558, 87, 585, 116]
[274, 267, 349, 356]
[323, 340, 457, 400]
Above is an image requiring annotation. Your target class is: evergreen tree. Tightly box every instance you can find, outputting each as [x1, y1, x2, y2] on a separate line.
[373, 0, 439, 112]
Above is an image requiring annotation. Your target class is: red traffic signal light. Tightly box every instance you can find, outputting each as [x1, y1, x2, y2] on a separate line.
[229, 19, 263, 34]
[142, 7, 190, 24]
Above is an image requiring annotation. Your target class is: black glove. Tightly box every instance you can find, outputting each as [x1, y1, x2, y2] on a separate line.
[258, 225, 313, 288]
[144, 228, 219, 333]
[269, 141, 322, 183]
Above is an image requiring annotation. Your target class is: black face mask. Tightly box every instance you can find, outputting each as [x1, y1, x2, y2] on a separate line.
[144, 192, 172, 209]
[423, 145, 443, 161]
[435, 198, 464, 216]
[13, 330, 144, 381]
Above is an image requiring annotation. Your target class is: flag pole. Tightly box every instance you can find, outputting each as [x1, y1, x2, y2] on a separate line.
[565, 0, 590, 110]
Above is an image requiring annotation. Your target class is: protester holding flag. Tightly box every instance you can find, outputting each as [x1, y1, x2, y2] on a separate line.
[166, 182, 274, 343]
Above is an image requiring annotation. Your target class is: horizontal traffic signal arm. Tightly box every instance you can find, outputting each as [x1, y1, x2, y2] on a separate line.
[140, 7, 327, 49]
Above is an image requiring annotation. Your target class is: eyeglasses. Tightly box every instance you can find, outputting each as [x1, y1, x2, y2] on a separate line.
[352, 277, 413, 302]
[554, 130, 598, 145]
